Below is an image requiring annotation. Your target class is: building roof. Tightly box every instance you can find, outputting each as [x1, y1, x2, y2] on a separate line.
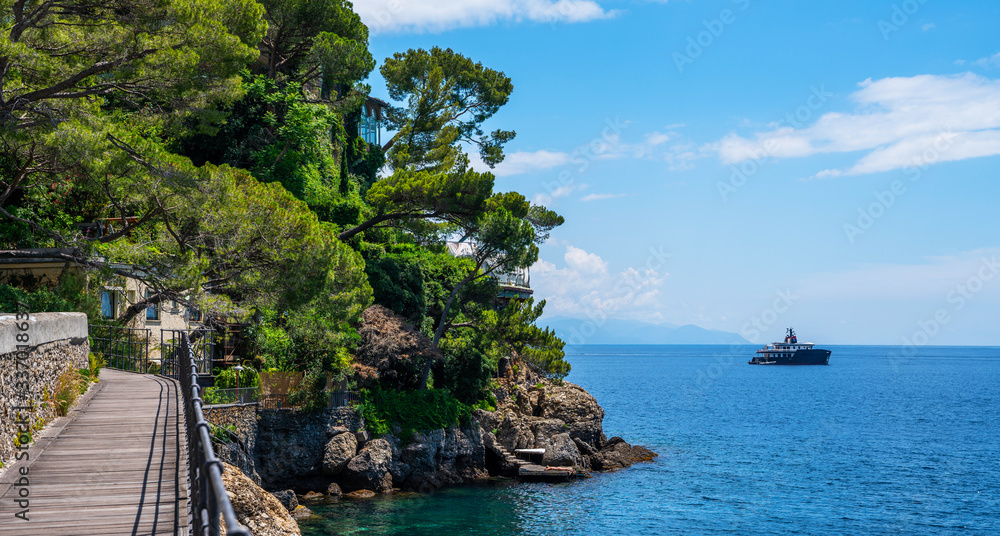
[0, 248, 81, 265]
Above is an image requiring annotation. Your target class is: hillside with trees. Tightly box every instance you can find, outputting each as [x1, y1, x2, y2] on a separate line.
[0, 0, 568, 418]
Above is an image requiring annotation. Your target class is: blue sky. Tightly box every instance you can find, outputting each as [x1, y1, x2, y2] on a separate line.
[352, 0, 1000, 346]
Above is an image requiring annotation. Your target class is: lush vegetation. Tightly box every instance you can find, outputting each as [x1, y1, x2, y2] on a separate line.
[357, 385, 494, 439]
[1, 0, 570, 431]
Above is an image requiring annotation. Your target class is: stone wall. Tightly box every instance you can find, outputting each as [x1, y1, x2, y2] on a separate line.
[203, 403, 260, 482]
[255, 407, 361, 489]
[0, 313, 89, 468]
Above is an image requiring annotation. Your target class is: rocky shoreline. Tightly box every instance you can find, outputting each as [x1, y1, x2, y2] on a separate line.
[243, 370, 657, 532]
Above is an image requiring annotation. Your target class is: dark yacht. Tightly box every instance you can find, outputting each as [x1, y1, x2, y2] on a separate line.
[749, 328, 830, 365]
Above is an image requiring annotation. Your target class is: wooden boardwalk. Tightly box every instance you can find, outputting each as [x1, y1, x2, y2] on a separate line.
[0, 370, 188, 535]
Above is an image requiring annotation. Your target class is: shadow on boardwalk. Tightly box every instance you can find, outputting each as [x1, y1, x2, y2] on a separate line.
[0, 369, 188, 535]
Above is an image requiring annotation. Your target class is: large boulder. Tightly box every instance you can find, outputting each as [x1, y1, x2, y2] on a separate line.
[270, 489, 298, 512]
[529, 418, 569, 447]
[322, 432, 357, 476]
[388, 423, 488, 491]
[540, 432, 584, 469]
[219, 463, 301, 536]
[496, 411, 536, 451]
[341, 438, 393, 492]
[538, 382, 605, 447]
[587, 436, 658, 471]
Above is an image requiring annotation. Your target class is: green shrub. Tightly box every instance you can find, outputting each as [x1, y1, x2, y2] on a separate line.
[0, 273, 100, 319]
[88, 353, 105, 377]
[0, 284, 70, 313]
[52, 369, 84, 416]
[437, 344, 492, 405]
[209, 423, 236, 443]
[471, 394, 497, 413]
[214, 365, 259, 389]
[359, 385, 474, 438]
[202, 387, 223, 405]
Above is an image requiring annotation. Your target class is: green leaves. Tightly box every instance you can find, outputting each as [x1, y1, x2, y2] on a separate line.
[483, 298, 569, 379]
[381, 47, 515, 171]
[257, 0, 374, 89]
[1, 0, 265, 131]
[366, 167, 494, 218]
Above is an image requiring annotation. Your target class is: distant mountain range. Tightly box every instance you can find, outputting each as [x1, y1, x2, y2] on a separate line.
[540, 316, 751, 345]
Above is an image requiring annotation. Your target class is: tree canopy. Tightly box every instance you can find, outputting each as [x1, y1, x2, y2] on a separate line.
[1, 2, 571, 409]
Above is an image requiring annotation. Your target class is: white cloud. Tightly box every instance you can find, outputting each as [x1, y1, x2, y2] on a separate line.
[531, 245, 667, 319]
[714, 73, 1000, 177]
[973, 52, 1000, 69]
[592, 124, 707, 171]
[470, 149, 571, 177]
[531, 182, 588, 206]
[564, 245, 607, 274]
[580, 192, 627, 202]
[921, 23, 936, 31]
[353, 0, 615, 34]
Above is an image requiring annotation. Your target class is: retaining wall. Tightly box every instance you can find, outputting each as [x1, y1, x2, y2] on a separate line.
[0, 313, 89, 468]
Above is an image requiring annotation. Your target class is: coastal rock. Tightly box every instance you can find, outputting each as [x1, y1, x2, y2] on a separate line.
[537, 382, 605, 447]
[326, 482, 343, 497]
[290, 505, 313, 520]
[271, 489, 298, 512]
[327, 425, 350, 438]
[493, 382, 607, 452]
[529, 418, 569, 446]
[322, 432, 357, 476]
[473, 408, 499, 434]
[342, 438, 393, 492]
[496, 411, 535, 451]
[256, 407, 360, 488]
[388, 422, 488, 491]
[486, 376, 657, 475]
[344, 489, 376, 499]
[299, 491, 324, 503]
[588, 436, 658, 471]
[355, 429, 371, 448]
[540, 433, 584, 469]
[219, 462, 300, 536]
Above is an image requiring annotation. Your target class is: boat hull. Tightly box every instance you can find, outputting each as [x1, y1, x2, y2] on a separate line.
[749, 349, 831, 365]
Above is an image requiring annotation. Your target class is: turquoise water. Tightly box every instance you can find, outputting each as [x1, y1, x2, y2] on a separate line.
[299, 345, 1000, 535]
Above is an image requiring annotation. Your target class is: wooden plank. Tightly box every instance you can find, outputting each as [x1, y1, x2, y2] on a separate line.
[0, 369, 188, 535]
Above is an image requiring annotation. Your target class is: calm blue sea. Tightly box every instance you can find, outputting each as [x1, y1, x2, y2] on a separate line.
[300, 345, 1000, 535]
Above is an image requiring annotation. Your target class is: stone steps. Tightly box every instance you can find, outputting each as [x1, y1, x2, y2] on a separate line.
[495, 443, 534, 467]
[504, 455, 531, 466]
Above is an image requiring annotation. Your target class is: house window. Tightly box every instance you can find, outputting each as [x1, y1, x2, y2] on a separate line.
[145, 290, 160, 321]
[188, 308, 202, 322]
[100, 290, 118, 319]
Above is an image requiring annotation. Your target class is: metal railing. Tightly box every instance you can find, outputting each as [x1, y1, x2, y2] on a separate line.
[89, 325, 151, 372]
[175, 332, 250, 536]
[330, 390, 361, 408]
[209, 424, 259, 485]
[202, 387, 258, 405]
[258, 393, 292, 410]
[162, 328, 214, 376]
[257, 390, 360, 410]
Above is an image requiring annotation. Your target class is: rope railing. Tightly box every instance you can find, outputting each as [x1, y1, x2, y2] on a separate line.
[176, 332, 251, 536]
